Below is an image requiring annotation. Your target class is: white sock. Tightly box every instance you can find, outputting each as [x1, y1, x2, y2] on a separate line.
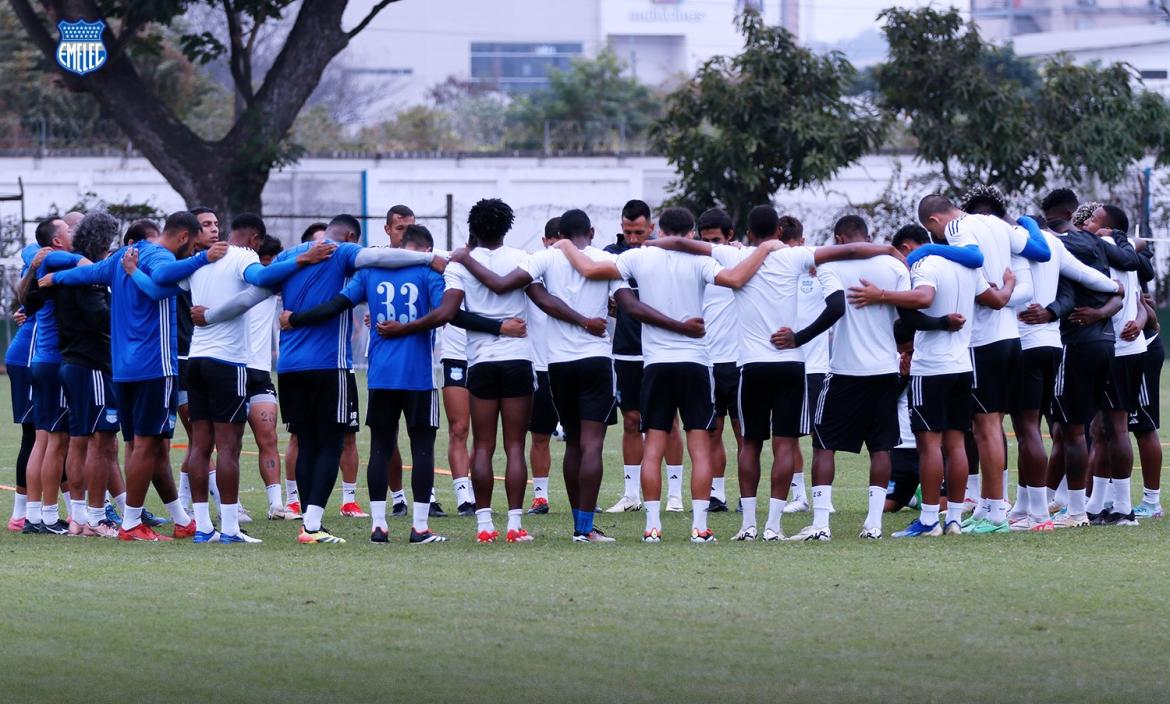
[1047, 486, 1056, 504]
[945, 503, 964, 526]
[165, 499, 190, 527]
[711, 477, 726, 502]
[87, 506, 105, 528]
[765, 498, 785, 534]
[178, 472, 191, 506]
[973, 498, 991, 520]
[623, 465, 641, 500]
[412, 502, 429, 533]
[1113, 477, 1133, 515]
[285, 479, 299, 504]
[453, 477, 472, 506]
[1143, 487, 1161, 506]
[265, 484, 282, 511]
[41, 503, 59, 525]
[506, 508, 522, 532]
[1001, 469, 1010, 505]
[208, 471, 220, 508]
[391, 490, 406, 506]
[740, 496, 758, 530]
[691, 499, 709, 531]
[194, 503, 214, 533]
[122, 505, 143, 531]
[342, 481, 357, 504]
[370, 500, 387, 530]
[63, 490, 71, 506]
[966, 474, 980, 501]
[644, 500, 662, 532]
[221, 503, 240, 536]
[475, 508, 494, 533]
[1009, 484, 1028, 519]
[112, 492, 126, 514]
[1055, 475, 1069, 507]
[429, 487, 437, 503]
[533, 477, 549, 501]
[1086, 476, 1109, 514]
[790, 472, 807, 501]
[919, 503, 940, 527]
[666, 465, 684, 499]
[1028, 486, 1049, 521]
[70, 499, 85, 524]
[12, 493, 26, 520]
[811, 485, 832, 528]
[25, 500, 41, 525]
[1067, 488, 1086, 515]
[303, 505, 324, 532]
[864, 486, 884, 530]
[988, 498, 1006, 524]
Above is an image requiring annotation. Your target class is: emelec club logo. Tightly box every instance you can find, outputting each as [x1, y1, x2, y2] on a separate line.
[55, 19, 107, 76]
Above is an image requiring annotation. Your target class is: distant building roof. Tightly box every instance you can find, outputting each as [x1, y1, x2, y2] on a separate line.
[1006, 23, 1170, 57]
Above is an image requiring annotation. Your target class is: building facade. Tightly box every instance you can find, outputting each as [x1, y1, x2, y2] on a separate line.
[971, 0, 1168, 40]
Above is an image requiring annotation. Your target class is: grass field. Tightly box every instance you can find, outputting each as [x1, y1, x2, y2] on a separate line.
[1, 371, 1167, 703]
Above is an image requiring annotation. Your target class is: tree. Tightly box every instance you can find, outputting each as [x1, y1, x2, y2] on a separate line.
[8, 0, 403, 217]
[652, 11, 885, 232]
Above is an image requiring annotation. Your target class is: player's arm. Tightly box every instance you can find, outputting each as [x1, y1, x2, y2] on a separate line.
[376, 289, 467, 338]
[1135, 246, 1155, 286]
[1067, 291, 1125, 327]
[770, 291, 845, 350]
[905, 244, 984, 269]
[1055, 243, 1119, 293]
[643, 238, 713, 256]
[242, 241, 335, 288]
[715, 240, 783, 289]
[1006, 256, 1033, 307]
[897, 307, 964, 332]
[197, 286, 273, 326]
[121, 248, 184, 301]
[284, 294, 357, 329]
[148, 241, 227, 284]
[975, 268, 1017, 310]
[38, 252, 117, 289]
[1095, 229, 1139, 273]
[812, 242, 904, 267]
[1013, 216, 1052, 262]
[552, 240, 620, 280]
[450, 309, 525, 337]
[353, 246, 439, 271]
[1120, 297, 1148, 342]
[613, 288, 704, 338]
[847, 281, 934, 309]
[448, 248, 532, 294]
[526, 282, 606, 337]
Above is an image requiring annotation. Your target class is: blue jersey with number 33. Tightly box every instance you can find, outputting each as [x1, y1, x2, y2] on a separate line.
[340, 265, 445, 391]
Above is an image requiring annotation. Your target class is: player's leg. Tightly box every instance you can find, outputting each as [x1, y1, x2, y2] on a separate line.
[64, 435, 88, 534]
[709, 415, 728, 510]
[1132, 338, 1163, 517]
[734, 363, 767, 539]
[284, 433, 301, 514]
[528, 369, 556, 513]
[211, 420, 247, 541]
[1011, 408, 1049, 528]
[468, 389, 501, 541]
[247, 399, 289, 519]
[665, 417, 685, 511]
[406, 389, 444, 542]
[185, 362, 218, 539]
[500, 392, 533, 541]
[9, 423, 35, 531]
[38, 429, 68, 533]
[339, 432, 367, 517]
[364, 392, 395, 542]
[86, 431, 119, 537]
[442, 383, 475, 515]
[609, 359, 643, 511]
[640, 429, 668, 541]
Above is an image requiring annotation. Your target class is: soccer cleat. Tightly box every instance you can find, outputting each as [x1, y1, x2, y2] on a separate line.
[285, 500, 302, 516]
[340, 502, 370, 518]
[68, 519, 86, 536]
[7, 517, 25, 532]
[42, 519, 70, 535]
[429, 502, 447, 518]
[858, 525, 882, 540]
[708, 496, 729, 513]
[21, 521, 45, 535]
[762, 527, 785, 542]
[782, 497, 809, 514]
[298, 526, 346, 544]
[457, 501, 477, 517]
[1134, 502, 1163, 519]
[786, 525, 831, 542]
[476, 529, 499, 544]
[944, 520, 963, 535]
[238, 505, 253, 524]
[104, 503, 121, 524]
[506, 528, 534, 543]
[571, 528, 614, 544]
[92, 519, 119, 538]
[1030, 519, 1055, 532]
[690, 528, 717, 543]
[390, 502, 407, 518]
[642, 528, 662, 543]
[237, 530, 263, 543]
[219, 532, 249, 544]
[141, 508, 167, 527]
[527, 497, 549, 515]
[892, 519, 941, 538]
[665, 495, 685, 512]
[370, 526, 389, 544]
[410, 528, 448, 544]
[267, 505, 299, 521]
[1103, 511, 1139, 527]
[118, 523, 172, 542]
[193, 529, 221, 544]
[1047, 501, 1066, 515]
[173, 520, 197, 540]
[961, 498, 978, 513]
[1088, 510, 1109, 526]
[968, 519, 1010, 535]
[732, 526, 758, 542]
[1052, 512, 1090, 529]
[1009, 517, 1033, 532]
[77, 523, 99, 537]
[605, 496, 642, 513]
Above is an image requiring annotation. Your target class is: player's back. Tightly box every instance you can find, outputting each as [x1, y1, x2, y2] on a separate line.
[359, 265, 444, 391]
[910, 255, 983, 376]
[444, 244, 531, 365]
[819, 255, 908, 374]
[947, 214, 1022, 345]
[714, 244, 808, 366]
[189, 245, 259, 364]
[617, 246, 716, 365]
[277, 241, 362, 373]
[525, 245, 618, 363]
[112, 243, 181, 381]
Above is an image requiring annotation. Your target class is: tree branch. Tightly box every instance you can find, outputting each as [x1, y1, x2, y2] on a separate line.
[223, 0, 255, 106]
[346, 0, 402, 40]
[8, 0, 67, 69]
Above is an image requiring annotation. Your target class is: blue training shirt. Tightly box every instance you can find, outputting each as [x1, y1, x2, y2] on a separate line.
[6, 243, 42, 367]
[51, 242, 210, 382]
[341, 266, 444, 391]
[31, 250, 83, 364]
[275, 241, 364, 373]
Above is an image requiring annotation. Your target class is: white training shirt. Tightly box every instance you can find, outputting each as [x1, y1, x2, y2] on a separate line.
[615, 247, 721, 366]
[188, 245, 259, 365]
[527, 297, 550, 372]
[440, 323, 466, 362]
[817, 255, 909, 376]
[945, 214, 1029, 348]
[895, 386, 915, 449]
[521, 246, 625, 365]
[795, 248, 829, 375]
[703, 281, 739, 365]
[711, 244, 812, 366]
[1018, 232, 1118, 351]
[444, 245, 532, 366]
[246, 294, 278, 372]
[909, 254, 989, 377]
[1102, 235, 1148, 358]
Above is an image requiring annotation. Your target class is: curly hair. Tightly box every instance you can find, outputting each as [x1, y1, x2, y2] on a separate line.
[961, 184, 1007, 218]
[467, 198, 514, 244]
[73, 211, 120, 261]
[1072, 202, 1102, 228]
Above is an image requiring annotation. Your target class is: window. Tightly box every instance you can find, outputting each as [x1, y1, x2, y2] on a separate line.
[470, 42, 583, 94]
[1140, 69, 1168, 80]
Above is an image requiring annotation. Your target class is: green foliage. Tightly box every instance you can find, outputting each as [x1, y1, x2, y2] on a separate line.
[653, 11, 885, 231]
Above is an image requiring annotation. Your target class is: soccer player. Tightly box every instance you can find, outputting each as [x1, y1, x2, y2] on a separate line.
[439, 316, 477, 516]
[525, 217, 561, 515]
[41, 212, 223, 541]
[559, 206, 784, 542]
[384, 205, 415, 247]
[1131, 287, 1163, 518]
[6, 243, 42, 532]
[300, 222, 327, 243]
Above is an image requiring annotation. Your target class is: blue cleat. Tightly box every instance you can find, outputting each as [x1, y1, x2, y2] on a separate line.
[193, 530, 221, 544]
[892, 519, 942, 538]
[141, 508, 168, 527]
[104, 503, 121, 525]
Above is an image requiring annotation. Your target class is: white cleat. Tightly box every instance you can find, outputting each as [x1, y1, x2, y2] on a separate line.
[665, 495, 685, 512]
[605, 496, 642, 513]
[962, 498, 979, 514]
[762, 528, 785, 542]
[782, 497, 809, 514]
[732, 526, 757, 542]
[267, 506, 300, 521]
[1052, 512, 1090, 529]
[858, 525, 882, 540]
[786, 525, 831, 542]
[238, 505, 254, 524]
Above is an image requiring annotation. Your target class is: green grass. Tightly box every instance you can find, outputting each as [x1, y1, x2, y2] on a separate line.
[0, 371, 1167, 703]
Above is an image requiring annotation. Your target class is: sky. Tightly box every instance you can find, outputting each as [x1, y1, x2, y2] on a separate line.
[805, 0, 964, 44]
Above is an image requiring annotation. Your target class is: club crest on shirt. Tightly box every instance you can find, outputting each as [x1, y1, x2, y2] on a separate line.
[56, 20, 107, 76]
[800, 278, 814, 294]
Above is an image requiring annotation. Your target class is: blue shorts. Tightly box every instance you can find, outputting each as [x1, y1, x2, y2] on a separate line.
[31, 362, 69, 433]
[60, 364, 119, 437]
[8, 364, 34, 424]
[115, 376, 177, 439]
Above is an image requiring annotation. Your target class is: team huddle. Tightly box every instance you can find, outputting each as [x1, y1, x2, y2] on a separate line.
[4, 187, 1162, 544]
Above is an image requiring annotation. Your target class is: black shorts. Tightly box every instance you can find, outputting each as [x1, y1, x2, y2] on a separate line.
[366, 388, 440, 433]
[467, 360, 535, 400]
[60, 364, 119, 437]
[971, 338, 1021, 414]
[246, 368, 277, 404]
[1104, 353, 1144, 414]
[441, 359, 467, 389]
[1130, 337, 1163, 432]
[8, 364, 34, 425]
[640, 362, 715, 432]
[909, 373, 973, 433]
[805, 373, 825, 429]
[614, 359, 643, 413]
[279, 369, 361, 432]
[1052, 341, 1113, 427]
[812, 373, 901, 453]
[548, 357, 617, 437]
[187, 358, 248, 424]
[1012, 346, 1061, 415]
[31, 362, 68, 433]
[176, 358, 190, 407]
[736, 361, 807, 440]
[712, 362, 739, 420]
[530, 370, 560, 435]
[115, 376, 178, 439]
[886, 448, 921, 510]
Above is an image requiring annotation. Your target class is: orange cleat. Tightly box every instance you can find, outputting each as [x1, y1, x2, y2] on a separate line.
[506, 528, 534, 543]
[173, 520, 197, 540]
[339, 502, 369, 518]
[7, 517, 25, 533]
[118, 523, 173, 542]
[286, 501, 302, 516]
[476, 529, 499, 543]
